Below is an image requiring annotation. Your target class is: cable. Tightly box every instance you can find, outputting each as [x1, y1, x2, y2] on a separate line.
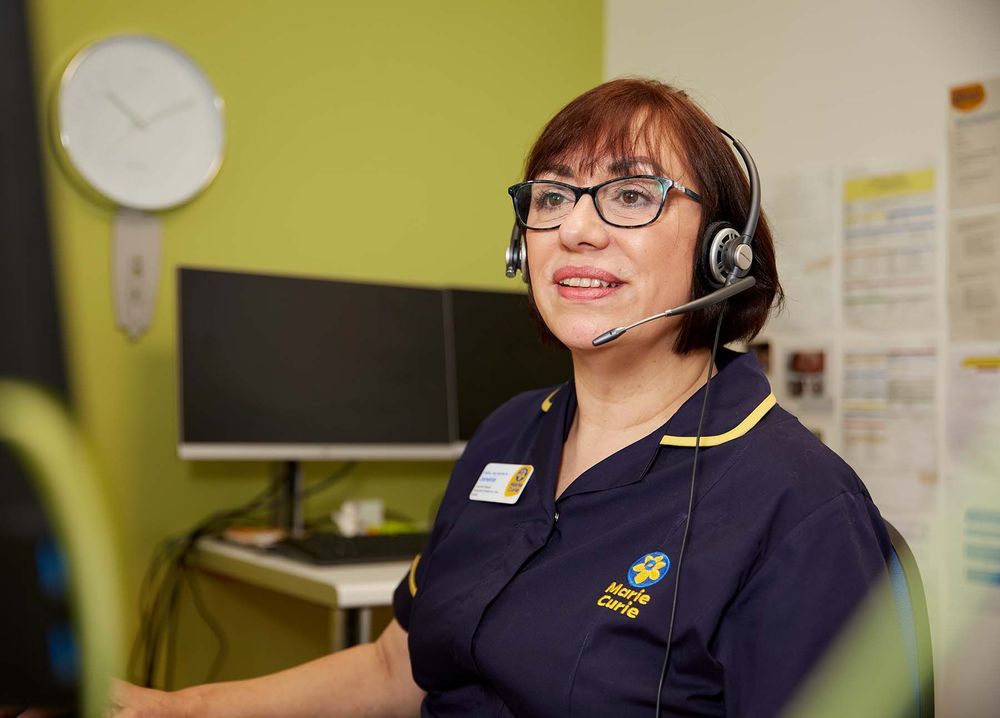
[146, 462, 356, 686]
[129, 482, 274, 686]
[655, 308, 726, 717]
[129, 536, 189, 686]
[129, 461, 356, 687]
[184, 569, 228, 682]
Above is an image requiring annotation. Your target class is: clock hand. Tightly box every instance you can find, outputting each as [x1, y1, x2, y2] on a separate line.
[104, 91, 148, 129]
[144, 97, 197, 126]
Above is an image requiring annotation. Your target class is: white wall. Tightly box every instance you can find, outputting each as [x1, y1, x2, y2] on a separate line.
[606, 2, 1000, 716]
[606, 0, 1000, 173]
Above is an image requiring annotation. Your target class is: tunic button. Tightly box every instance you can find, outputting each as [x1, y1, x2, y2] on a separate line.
[554, 511, 560, 522]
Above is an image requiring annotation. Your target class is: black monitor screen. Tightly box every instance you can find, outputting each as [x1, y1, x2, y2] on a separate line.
[179, 269, 452, 453]
[448, 289, 572, 440]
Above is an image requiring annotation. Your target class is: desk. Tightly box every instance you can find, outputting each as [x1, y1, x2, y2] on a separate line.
[192, 538, 410, 650]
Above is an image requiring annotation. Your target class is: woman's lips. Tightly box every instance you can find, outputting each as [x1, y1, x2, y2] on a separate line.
[555, 284, 622, 300]
[552, 266, 625, 301]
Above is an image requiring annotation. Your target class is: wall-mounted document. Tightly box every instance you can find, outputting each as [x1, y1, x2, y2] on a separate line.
[842, 344, 938, 513]
[949, 76, 1000, 341]
[949, 212, 1000, 341]
[947, 344, 1000, 479]
[842, 169, 937, 331]
[949, 77, 1000, 210]
[766, 170, 837, 333]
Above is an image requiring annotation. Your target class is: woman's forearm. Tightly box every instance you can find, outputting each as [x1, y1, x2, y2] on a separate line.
[117, 620, 423, 718]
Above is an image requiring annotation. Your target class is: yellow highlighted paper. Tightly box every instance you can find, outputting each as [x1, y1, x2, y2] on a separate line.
[844, 169, 935, 202]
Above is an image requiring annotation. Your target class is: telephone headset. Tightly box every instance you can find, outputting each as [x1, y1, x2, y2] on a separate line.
[504, 127, 762, 715]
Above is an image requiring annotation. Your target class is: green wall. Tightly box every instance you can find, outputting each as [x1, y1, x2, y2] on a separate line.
[27, 0, 601, 679]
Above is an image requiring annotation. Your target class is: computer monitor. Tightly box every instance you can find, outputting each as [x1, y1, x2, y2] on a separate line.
[177, 269, 575, 461]
[178, 268, 456, 460]
[447, 288, 572, 440]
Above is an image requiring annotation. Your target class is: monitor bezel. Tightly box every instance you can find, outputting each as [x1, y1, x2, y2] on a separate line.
[176, 266, 465, 462]
[177, 442, 467, 461]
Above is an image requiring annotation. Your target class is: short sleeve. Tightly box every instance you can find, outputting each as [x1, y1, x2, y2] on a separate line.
[390, 451, 477, 632]
[393, 552, 426, 631]
[713, 491, 896, 717]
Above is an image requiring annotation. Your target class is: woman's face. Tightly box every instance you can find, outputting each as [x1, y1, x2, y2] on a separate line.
[526, 143, 703, 354]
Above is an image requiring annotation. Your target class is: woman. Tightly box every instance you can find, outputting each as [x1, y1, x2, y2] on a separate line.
[114, 78, 894, 717]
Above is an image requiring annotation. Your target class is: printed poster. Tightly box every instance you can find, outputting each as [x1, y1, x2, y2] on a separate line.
[842, 169, 937, 331]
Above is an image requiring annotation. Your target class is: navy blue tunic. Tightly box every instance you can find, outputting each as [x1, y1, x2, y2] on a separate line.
[393, 349, 894, 717]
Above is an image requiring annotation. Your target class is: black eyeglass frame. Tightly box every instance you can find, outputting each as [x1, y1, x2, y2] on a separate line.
[507, 174, 703, 230]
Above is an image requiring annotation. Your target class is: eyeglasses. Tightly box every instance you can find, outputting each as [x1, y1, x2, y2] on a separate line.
[507, 175, 702, 230]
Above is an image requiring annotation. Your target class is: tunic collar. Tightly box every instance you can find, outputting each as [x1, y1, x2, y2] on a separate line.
[529, 348, 775, 501]
[657, 348, 775, 447]
[538, 348, 773, 443]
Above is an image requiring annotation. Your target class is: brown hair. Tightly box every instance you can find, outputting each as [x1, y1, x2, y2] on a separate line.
[522, 77, 782, 354]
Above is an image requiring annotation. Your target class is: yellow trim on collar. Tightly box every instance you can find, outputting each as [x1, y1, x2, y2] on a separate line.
[408, 553, 421, 597]
[659, 393, 776, 447]
[541, 387, 561, 413]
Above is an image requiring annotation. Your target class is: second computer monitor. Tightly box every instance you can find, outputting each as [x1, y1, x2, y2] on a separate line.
[448, 288, 572, 441]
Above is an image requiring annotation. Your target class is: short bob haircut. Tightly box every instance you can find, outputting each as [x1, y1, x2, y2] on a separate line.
[522, 77, 782, 354]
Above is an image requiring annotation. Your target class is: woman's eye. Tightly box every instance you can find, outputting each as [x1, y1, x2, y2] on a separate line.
[614, 187, 653, 206]
[534, 190, 571, 210]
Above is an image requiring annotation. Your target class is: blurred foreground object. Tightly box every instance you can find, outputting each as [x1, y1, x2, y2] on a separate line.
[784, 519, 933, 717]
[0, 380, 126, 718]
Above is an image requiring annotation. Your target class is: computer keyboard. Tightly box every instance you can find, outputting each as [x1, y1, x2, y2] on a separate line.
[267, 531, 431, 565]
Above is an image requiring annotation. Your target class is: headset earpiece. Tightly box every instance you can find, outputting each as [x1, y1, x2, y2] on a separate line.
[505, 221, 529, 283]
[700, 221, 741, 288]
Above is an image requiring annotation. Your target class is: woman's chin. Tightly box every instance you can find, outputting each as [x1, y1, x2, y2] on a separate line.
[551, 324, 620, 352]
[552, 316, 683, 355]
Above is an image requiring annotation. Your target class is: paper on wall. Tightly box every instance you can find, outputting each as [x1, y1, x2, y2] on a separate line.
[949, 77, 1000, 210]
[946, 344, 1000, 613]
[842, 169, 937, 331]
[947, 344, 1000, 479]
[949, 212, 1000, 341]
[948, 77, 1000, 340]
[765, 170, 837, 333]
[945, 493, 1000, 619]
[842, 344, 937, 514]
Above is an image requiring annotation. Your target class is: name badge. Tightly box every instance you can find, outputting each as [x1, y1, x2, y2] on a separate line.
[470, 463, 534, 504]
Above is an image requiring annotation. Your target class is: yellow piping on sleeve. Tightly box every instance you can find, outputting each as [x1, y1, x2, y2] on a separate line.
[408, 553, 421, 597]
[659, 393, 776, 447]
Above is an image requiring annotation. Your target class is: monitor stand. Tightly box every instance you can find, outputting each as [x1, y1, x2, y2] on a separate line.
[272, 460, 305, 538]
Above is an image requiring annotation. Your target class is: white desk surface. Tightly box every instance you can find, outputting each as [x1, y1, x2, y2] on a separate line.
[193, 537, 411, 609]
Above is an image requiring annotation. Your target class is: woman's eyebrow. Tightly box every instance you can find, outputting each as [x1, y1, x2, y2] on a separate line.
[537, 163, 575, 179]
[607, 156, 665, 176]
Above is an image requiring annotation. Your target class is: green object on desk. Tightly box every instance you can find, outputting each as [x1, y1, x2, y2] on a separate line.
[373, 519, 423, 535]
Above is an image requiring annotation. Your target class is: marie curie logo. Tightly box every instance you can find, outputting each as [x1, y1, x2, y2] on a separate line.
[595, 550, 670, 619]
[627, 551, 670, 588]
[503, 465, 531, 497]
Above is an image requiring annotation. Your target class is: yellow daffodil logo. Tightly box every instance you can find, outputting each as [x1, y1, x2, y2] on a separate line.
[504, 465, 532, 497]
[628, 551, 670, 588]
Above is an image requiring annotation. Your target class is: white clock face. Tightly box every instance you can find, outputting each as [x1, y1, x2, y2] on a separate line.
[57, 34, 225, 211]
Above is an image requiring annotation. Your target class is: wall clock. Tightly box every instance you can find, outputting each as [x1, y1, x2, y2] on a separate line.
[54, 34, 226, 338]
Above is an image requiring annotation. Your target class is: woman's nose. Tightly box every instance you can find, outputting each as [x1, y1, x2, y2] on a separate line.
[558, 195, 611, 251]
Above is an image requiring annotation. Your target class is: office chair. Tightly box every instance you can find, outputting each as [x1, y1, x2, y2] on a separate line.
[0, 380, 126, 718]
[883, 519, 935, 718]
